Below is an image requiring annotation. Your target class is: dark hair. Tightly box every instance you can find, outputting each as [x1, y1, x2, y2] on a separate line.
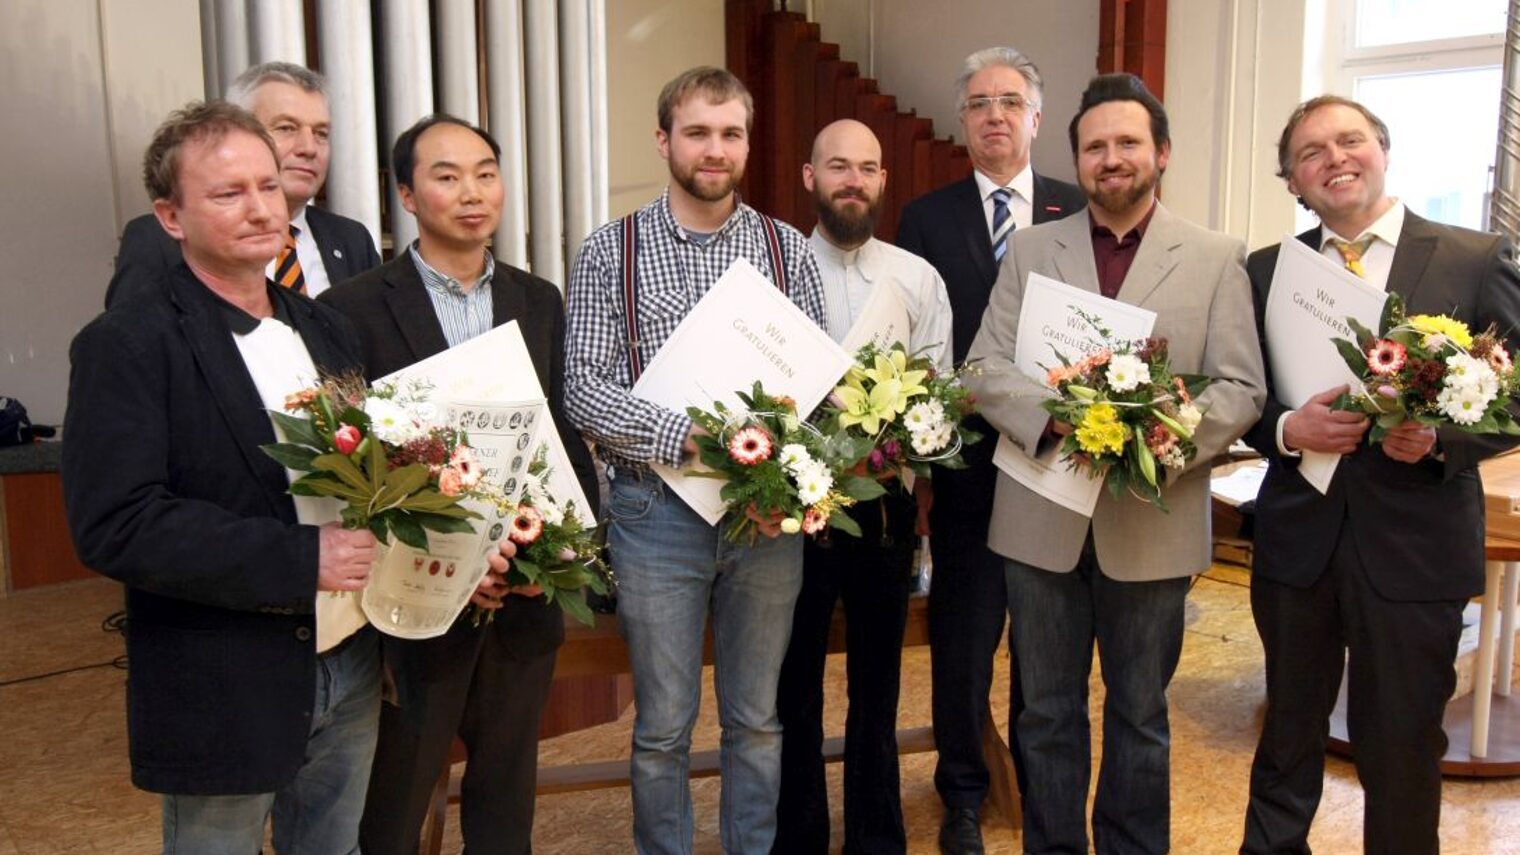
[1275, 95, 1390, 179]
[1067, 73, 1170, 155]
[142, 101, 277, 203]
[392, 114, 503, 190]
[657, 66, 754, 134]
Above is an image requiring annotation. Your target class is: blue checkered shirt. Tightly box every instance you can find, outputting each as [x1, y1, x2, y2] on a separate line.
[564, 189, 828, 472]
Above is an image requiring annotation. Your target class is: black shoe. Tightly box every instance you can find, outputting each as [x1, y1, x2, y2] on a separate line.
[938, 807, 984, 854]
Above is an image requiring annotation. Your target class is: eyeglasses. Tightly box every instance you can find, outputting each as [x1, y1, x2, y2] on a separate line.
[962, 95, 1033, 116]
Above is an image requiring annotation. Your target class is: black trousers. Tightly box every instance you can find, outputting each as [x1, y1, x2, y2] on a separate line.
[360, 613, 559, 855]
[1242, 521, 1464, 855]
[774, 494, 917, 855]
[926, 442, 1026, 810]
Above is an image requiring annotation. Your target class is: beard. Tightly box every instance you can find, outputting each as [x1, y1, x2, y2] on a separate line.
[1086, 166, 1159, 217]
[813, 189, 879, 247]
[671, 157, 743, 203]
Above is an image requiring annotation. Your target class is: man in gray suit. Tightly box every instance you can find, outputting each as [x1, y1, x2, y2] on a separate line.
[965, 74, 1265, 854]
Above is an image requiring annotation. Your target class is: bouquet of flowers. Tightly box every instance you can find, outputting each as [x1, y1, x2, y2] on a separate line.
[1332, 292, 1520, 441]
[823, 342, 982, 478]
[1042, 311, 1210, 510]
[687, 382, 887, 542]
[475, 448, 609, 627]
[262, 375, 487, 547]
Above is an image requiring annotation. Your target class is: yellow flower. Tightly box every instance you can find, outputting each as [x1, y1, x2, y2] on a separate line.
[1075, 403, 1127, 456]
[862, 350, 929, 412]
[834, 376, 905, 435]
[1407, 314, 1473, 349]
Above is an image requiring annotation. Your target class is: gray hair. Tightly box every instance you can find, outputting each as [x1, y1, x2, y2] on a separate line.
[955, 47, 1044, 110]
[225, 61, 327, 109]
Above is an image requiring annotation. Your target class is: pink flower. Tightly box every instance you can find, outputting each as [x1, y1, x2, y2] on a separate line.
[1376, 384, 1399, 399]
[868, 449, 887, 471]
[1145, 422, 1179, 455]
[509, 505, 544, 545]
[1366, 339, 1407, 377]
[1173, 376, 1193, 406]
[1487, 347, 1514, 376]
[1046, 364, 1080, 387]
[449, 446, 481, 488]
[801, 508, 827, 534]
[882, 439, 902, 459]
[438, 468, 464, 496]
[728, 426, 774, 466]
[333, 424, 363, 455]
[557, 547, 578, 562]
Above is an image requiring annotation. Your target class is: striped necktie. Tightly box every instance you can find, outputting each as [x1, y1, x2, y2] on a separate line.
[274, 225, 306, 293]
[1329, 235, 1375, 279]
[991, 188, 1014, 263]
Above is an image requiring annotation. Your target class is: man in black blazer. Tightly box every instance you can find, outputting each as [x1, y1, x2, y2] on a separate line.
[320, 114, 598, 855]
[64, 102, 384, 852]
[1240, 96, 1520, 854]
[895, 46, 1084, 855]
[106, 62, 380, 307]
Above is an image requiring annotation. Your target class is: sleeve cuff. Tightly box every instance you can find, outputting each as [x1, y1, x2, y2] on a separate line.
[1275, 410, 1301, 458]
[655, 410, 694, 468]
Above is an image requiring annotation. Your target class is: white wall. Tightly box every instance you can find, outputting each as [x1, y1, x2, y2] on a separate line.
[0, 0, 202, 427]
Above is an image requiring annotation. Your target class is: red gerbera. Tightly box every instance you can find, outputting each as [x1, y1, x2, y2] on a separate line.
[508, 505, 544, 545]
[1366, 339, 1407, 377]
[728, 426, 774, 466]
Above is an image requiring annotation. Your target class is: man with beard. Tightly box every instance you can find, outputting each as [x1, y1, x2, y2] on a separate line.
[563, 66, 826, 855]
[964, 74, 1265, 854]
[773, 119, 951, 855]
[894, 47, 1085, 854]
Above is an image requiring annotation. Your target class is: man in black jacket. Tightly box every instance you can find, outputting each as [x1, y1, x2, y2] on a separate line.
[106, 62, 380, 307]
[895, 46, 1085, 855]
[320, 114, 598, 855]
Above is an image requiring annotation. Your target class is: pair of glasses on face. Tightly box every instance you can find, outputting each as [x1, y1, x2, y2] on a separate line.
[962, 94, 1033, 116]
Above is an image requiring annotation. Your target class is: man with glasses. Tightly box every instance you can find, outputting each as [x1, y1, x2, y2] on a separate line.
[896, 46, 1084, 855]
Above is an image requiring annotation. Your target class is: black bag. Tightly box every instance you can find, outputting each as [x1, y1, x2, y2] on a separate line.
[0, 397, 35, 447]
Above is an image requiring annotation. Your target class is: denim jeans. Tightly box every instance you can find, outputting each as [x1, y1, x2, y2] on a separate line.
[161, 627, 381, 855]
[608, 473, 804, 855]
[1004, 554, 1187, 855]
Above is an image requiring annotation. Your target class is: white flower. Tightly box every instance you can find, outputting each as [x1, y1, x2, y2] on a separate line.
[794, 461, 833, 505]
[1177, 403, 1203, 433]
[778, 443, 812, 473]
[911, 430, 942, 456]
[1105, 353, 1150, 393]
[1438, 384, 1492, 425]
[904, 400, 946, 433]
[364, 397, 424, 444]
[1445, 354, 1498, 396]
[930, 422, 955, 450]
[779, 517, 802, 535]
[1158, 445, 1186, 469]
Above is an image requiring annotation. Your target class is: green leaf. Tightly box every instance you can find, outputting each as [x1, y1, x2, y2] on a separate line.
[407, 510, 479, 533]
[1332, 338, 1369, 375]
[269, 410, 322, 447]
[557, 589, 596, 626]
[388, 513, 428, 549]
[827, 511, 862, 537]
[1132, 425, 1157, 487]
[1347, 316, 1379, 351]
[841, 475, 888, 501]
[367, 434, 387, 493]
[368, 517, 389, 543]
[262, 442, 320, 470]
[313, 453, 371, 493]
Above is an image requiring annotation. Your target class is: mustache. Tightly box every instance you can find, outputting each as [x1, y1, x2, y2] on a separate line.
[831, 189, 870, 202]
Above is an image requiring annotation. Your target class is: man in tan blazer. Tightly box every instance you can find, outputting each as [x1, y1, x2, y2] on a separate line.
[965, 74, 1265, 854]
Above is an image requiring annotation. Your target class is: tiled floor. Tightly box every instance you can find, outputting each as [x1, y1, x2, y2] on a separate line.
[3, 569, 1518, 853]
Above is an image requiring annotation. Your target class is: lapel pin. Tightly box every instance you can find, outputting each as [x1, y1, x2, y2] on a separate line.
[333, 249, 344, 258]
[1044, 205, 1063, 213]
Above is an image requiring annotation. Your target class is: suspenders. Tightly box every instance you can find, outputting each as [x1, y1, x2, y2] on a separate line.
[619, 212, 790, 382]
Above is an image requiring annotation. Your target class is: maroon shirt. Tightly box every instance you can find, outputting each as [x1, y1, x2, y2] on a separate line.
[1090, 202, 1156, 299]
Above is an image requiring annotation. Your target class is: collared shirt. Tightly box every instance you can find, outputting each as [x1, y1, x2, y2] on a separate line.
[263, 205, 333, 297]
[564, 188, 828, 473]
[809, 230, 953, 370]
[974, 165, 1035, 236]
[1090, 203, 1157, 299]
[409, 242, 496, 348]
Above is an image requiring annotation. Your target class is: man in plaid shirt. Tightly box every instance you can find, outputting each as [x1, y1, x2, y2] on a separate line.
[564, 67, 826, 854]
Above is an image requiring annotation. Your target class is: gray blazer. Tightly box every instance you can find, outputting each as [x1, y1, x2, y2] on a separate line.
[964, 203, 1266, 580]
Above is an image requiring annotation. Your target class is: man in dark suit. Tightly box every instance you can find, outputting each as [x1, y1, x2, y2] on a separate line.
[320, 114, 598, 855]
[895, 46, 1084, 855]
[106, 62, 380, 307]
[63, 101, 384, 853]
[1240, 95, 1520, 854]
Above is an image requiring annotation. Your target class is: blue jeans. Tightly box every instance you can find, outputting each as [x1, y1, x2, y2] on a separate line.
[161, 627, 381, 855]
[609, 473, 804, 855]
[1005, 554, 1187, 855]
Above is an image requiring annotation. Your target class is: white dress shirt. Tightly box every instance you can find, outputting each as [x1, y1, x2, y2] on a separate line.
[809, 230, 954, 370]
[265, 205, 334, 297]
[974, 164, 1036, 236]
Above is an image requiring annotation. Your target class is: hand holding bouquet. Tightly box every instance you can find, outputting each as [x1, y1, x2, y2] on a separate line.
[262, 376, 486, 547]
[1332, 292, 1520, 441]
[824, 342, 982, 479]
[1042, 311, 1210, 510]
[686, 382, 887, 542]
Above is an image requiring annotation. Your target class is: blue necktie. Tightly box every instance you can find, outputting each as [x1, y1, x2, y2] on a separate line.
[991, 188, 1014, 263]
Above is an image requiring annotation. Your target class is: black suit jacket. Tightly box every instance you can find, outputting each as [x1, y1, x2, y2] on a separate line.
[319, 254, 600, 658]
[1243, 211, 1520, 601]
[105, 206, 383, 308]
[896, 172, 1086, 523]
[64, 264, 364, 794]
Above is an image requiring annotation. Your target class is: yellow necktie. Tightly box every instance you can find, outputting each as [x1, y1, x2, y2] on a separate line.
[1330, 236, 1375, 279]
[274, 225, 306, 293]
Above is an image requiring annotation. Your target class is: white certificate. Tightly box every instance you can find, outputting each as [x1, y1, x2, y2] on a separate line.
[1264, 236, 1388, 493]
[631, 257, 852, 524]
[841, 282, 911, 353]
[992, 272, 1156, 517]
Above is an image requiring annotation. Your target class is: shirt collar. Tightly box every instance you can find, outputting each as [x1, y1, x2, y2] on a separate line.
[656, 186, 748, 243]
[1089, 201, 1157, 242]
[408, 241, 495, 298]
[289, 204, 310, 234]
[1320, 199, 1404, 251]
[973, 163, 1035, 205]
[808, 229, 877, 280]
[216, 282, 293, 334]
